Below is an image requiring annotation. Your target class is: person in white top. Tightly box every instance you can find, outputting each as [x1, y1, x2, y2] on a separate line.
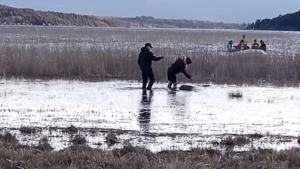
[242, 35, 249, 50]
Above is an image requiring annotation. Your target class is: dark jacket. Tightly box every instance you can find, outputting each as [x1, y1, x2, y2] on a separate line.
[138, 47, 163, 72]
[258, 43, 267, 52]
[168, 58, 191, 79]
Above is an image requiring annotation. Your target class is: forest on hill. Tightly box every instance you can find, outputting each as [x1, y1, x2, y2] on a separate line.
[247, 10, 300, 31]
[0, 4, 245, 29]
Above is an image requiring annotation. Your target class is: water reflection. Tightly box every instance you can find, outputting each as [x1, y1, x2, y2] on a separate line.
[167, 90, 188, 116]
[167, 90, 193, 132]
[139, 89, 153, 132]
[1, 80, 300, 152]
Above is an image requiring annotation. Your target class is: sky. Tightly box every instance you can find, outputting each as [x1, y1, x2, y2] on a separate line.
[0, 0, 300, 24]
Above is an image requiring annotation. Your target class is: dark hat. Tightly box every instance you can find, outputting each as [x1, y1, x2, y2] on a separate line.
[186, 57, 192, 64]
[145, 43, 153, 48]
[260, 40, 264, 43]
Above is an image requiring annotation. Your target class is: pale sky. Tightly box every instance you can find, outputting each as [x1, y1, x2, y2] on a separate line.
[0, 0, 299, 24]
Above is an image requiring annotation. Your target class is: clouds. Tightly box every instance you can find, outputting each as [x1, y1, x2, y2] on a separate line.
[0, 0, 300, 23]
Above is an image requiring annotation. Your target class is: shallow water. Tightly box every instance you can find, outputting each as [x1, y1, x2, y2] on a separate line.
[0, 79, 299, 152]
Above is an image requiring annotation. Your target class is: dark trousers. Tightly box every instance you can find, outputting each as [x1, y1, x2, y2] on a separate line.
[167, 68, 176, 82]
[141, 70, 155, 89]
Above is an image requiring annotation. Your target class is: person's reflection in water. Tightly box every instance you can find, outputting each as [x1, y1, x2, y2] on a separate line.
[168, 90, 178, 105]
[139, 89, 153, 133]
[167, 90, 189, 119]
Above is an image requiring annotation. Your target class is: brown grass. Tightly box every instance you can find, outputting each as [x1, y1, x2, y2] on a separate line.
[0, 26, 300, 85]
[1, 132, 300, 169]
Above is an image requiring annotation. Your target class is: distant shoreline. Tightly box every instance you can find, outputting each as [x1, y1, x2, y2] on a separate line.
[0, 4, 245, 30]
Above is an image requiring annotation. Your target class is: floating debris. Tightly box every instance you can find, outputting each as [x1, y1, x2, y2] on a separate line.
[228, 91, 243, 98]
[106, 132, 119, 147]
[71, 135, 87, 145]
[179, 85, 194, 91]
[67, 125, 78, 134]
[20, 127, 37, 134]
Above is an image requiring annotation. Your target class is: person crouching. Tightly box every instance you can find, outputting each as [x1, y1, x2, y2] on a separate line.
[167, 56, 192, 90]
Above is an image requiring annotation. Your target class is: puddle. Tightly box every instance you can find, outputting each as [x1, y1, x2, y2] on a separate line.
[0, 79, 299, 152]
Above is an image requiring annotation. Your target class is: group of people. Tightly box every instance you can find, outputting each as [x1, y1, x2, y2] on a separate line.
[137, 36, 267, 90]
[227, 35, 267, 52]
[138, 43, 192, 90]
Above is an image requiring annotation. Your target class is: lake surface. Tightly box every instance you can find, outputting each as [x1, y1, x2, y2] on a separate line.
[0, 79, 299, 152]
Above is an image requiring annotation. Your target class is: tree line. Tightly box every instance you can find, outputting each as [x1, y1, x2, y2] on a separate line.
[124, 16, 246, 30]
[247, 10, 300, 31]
[0, 4, 246, 30]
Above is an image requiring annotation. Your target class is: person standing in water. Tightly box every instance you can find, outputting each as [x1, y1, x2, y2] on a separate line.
[138, 43, 164, 90]
[167, 56, 192, 90]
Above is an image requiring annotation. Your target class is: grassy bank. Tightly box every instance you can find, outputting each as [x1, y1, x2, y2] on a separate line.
[0, 26, 300, 85]
[0, 132, 300, 169]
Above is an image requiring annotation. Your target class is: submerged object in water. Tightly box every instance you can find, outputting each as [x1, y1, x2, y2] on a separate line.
[179, 85, 194, 91]
[202, 84, 210, 87]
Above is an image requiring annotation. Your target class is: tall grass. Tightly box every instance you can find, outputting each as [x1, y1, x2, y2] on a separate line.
[1, 132, 300, 169]
[1, 26, 300, 85]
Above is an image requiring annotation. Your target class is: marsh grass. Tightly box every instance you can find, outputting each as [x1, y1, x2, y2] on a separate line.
[34, 136, 54, 152]
[1, 42, 300, 86]
[1, 132, 300, 169]
[0, 26, 300, 85]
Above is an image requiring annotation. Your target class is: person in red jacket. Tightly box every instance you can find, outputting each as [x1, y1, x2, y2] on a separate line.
[234, 40, 244, 51]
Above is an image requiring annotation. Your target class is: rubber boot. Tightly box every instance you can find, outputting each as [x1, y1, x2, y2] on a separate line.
[146, 81, 154, 90]
[167, 82, 173, 89]
[142, 83, 147, 90]
[142, 88, 147, 96]
[172, 82, 177, 90]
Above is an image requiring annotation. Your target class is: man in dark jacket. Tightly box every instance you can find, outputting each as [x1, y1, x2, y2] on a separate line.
[138, 43, 164, 90]
[167, 57, 192, 90]
[258, 40, 267, 52]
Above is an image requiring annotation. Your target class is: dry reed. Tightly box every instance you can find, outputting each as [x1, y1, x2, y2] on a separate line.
[0, 132, 300, 169]
[0, 26, 300, 85]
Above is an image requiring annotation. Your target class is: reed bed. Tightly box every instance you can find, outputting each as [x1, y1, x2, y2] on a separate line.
[0, 132, 300, 169]
[0, 26, 300, 85]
